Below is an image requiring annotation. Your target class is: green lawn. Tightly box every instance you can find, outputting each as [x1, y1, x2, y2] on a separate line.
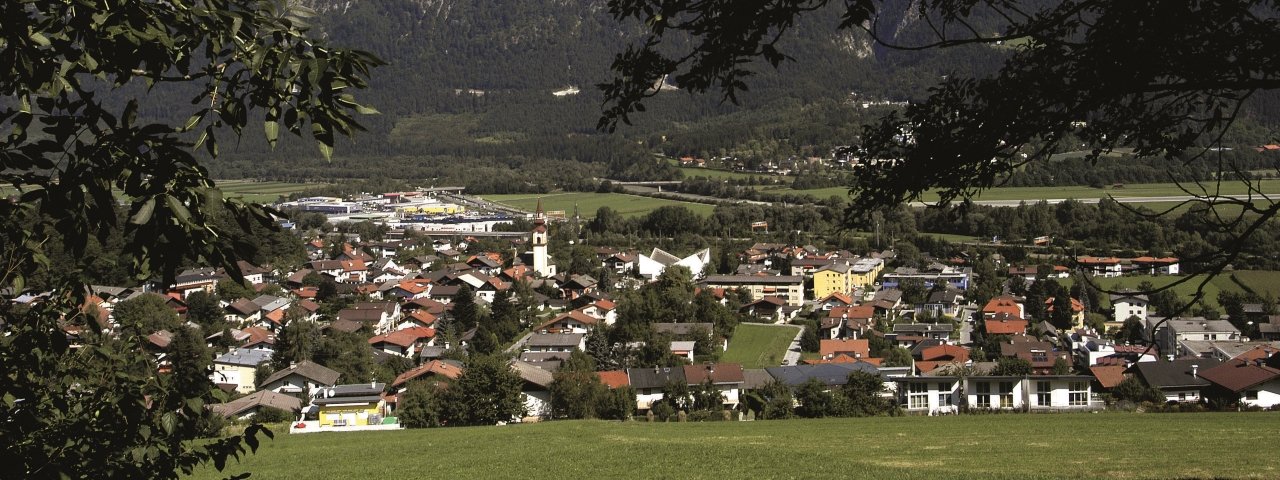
[1063, 274, 1244, 309]
[190, 413, 1280, 479]
[721, 323, 798, 368]
[216, 180, 326, 203]
[482, 192, 716, 218]
[677, 166, 784, 181]
[1227, 270, 1280, 300]
[0, 180, 321, 204]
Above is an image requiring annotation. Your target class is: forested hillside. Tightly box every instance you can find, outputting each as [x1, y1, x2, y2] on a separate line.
[192, 0, 1279, 192]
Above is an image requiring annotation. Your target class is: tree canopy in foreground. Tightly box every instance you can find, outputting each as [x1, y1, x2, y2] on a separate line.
[0, 0, 379, 477]
[599, 0, 1280, 302]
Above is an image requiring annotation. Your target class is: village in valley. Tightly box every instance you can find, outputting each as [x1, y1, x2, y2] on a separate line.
[65, 185, 1280, 432]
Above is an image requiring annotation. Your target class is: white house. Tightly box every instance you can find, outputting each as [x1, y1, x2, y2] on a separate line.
[894, 375, 1099, 413]
[627, 366, 687, 411]
[1111, 293, 1148, 324]
[638, 247, 711, 280]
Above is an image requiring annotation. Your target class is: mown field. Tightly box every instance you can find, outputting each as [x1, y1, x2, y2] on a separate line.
[721, 324, 798, 368]
[483, 192, 716, 218]
[677, 165, 785, 181]
[216, 180, 325, 203]
[1062, 271, 1280, 310]
[189, 413, 1280, 479]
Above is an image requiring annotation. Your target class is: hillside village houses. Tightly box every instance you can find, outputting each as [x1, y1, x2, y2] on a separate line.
[62, 187, 1280, 433]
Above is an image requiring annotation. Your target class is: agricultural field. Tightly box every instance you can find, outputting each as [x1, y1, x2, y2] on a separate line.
[190, 413, 1280, 479]
[776, 179, 1280, 204]
[215, 180, 324, 204]
[1226, 270, 1280, 300]
[677, 165, 784, 181]
[1060, 272, 1277, 310]
[482, 192, 716, 218]
[1, 180, 321, 204]
[720, 324, 798, 368]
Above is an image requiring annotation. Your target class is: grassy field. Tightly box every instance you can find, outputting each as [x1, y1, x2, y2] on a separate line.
[1062, 274, 1246, 309]
[776, 179, 1280, 204]
[482, 192, 716, 218]
[677, 166, 784, 181]
[216, 180, 325, 203]
[189, 413, 1280, 479]
[721, 324, 798, 368]
[1227, 270, 1280, 299]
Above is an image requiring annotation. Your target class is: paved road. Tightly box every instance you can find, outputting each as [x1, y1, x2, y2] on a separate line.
[505, 331, 533, 354]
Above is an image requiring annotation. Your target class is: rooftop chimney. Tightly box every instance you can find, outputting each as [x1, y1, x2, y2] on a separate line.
[1191, 365, 1198, 378]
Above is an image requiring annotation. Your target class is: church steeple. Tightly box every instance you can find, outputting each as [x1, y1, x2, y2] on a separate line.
[530, 198, 554, 277]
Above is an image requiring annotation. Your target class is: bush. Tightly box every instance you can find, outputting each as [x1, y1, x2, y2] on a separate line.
[251, 406, 296, 424]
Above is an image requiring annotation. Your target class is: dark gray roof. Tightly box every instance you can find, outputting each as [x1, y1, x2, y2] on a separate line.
[210, 390, 302, 418]
[765, 363, 880, 387]
[893, 323, 954, 334]
[311, 383, 385, 405]
[742, 369, 776, 389]
[213, 348, 272, 367]
[1133, 359, 1223, 389]
[703, 275, 803, 285]
[258, 360, 340, 388]
[627, 366, 687, 389]
[526, 333, 584, 347]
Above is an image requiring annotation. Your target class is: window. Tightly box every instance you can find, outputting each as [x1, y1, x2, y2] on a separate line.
[1246, 390, 1259, 401]
[998, 381, 1015, 408]
[975, 382, 991, 408]
[1036, 381, 1052, 406]
[907, 382, 929, 409]
[332, 417, 347, 427]
[1069, 381, 1088, 406]
[1178, 392, 1187, 401]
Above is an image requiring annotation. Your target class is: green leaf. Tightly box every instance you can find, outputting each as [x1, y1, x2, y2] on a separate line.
[165, 196, 192, 225]
[317, 141, 333, 161]
[354, 104, 380, 115]
[161, 412, 177, 435]
[30, 32, 50, 47]
[130, 198, 156, 225]
[264, 120, 279, 148]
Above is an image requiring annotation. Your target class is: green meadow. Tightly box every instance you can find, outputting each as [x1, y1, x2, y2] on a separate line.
[189, 413, 1280, 479]
[216, 180, 326, 203]
[720, 324, 799, 368]
[483, 192, 716, 218]
[1062, 271, 1280, 309]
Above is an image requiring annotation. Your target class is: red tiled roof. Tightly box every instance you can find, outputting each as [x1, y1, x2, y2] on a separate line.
[263, 309, 285, 325]
[820, 339, 869, 359]
[391, 360, 463, 388]
[982, 296, 1022, 317]
[407, 309, 437, 326]
[536, 310, 599, 331]
[1198, 358, 1280, 393]
[369, 326, 436, 349]
[1090, 365, 1127, 389]
[920, 345, 969, 362]
[828, 305, 875, 320]
[596, 370, 630, 389]
[594, 299, 617, 310]
[1232, 345, 1280, 362]
[821, 292, 855, 305]
[683, 363, 745, 385]
[986, 318, 1029, 335]
[1044, 297, 1085, 313]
